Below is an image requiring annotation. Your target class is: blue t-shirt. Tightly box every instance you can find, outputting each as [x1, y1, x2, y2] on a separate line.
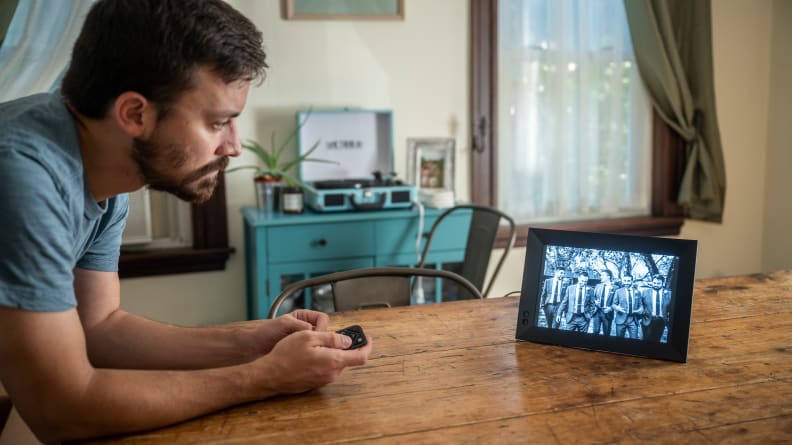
[0, 93, 129, 312]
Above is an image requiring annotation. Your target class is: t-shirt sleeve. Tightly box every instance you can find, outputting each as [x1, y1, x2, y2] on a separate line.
[0, 150, 77, 311]
[77, 193, 128, 272]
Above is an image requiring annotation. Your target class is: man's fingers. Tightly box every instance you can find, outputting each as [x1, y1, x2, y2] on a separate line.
[340, 336, 373, 367]
[289, 309, 329, 331]
[313, 331, 353, 350]
[311, 331, 373, 362]
[279, 314, 314, 333]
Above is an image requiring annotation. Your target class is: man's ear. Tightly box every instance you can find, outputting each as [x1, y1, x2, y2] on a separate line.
[113, 92, 157, 138]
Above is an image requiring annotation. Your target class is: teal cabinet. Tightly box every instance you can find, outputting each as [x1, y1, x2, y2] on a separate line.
[242, 207, 470, 319]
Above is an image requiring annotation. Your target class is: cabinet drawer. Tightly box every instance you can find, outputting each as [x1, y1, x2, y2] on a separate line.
[267, 222, 375, 262]
[375, 212, 470, 255]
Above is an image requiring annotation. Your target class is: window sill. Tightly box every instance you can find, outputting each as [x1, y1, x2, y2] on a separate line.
[119, 247, 235, 279]
[496, 216, 684, 249]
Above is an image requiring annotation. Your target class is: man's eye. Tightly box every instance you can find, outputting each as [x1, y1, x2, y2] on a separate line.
[213, 121, 230, 130]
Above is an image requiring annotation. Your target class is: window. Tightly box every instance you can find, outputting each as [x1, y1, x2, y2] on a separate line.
[498, 0, 651, 222]
[123, 189, 192, 248]
[471, 0, 684, 245]
[118, 174, 234, 278]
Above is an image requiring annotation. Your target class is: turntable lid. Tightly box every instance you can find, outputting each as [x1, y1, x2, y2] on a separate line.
[298, 110, 394, 182]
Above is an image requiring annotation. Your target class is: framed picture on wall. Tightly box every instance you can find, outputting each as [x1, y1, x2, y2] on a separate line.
[284, 0, 405, 20]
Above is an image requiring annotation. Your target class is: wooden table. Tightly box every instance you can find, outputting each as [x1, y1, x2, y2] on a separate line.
[86, 271, 792, 443]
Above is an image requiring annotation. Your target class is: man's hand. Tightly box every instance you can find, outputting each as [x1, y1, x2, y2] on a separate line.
[288, 309, 329, 331]
[249, 310, 329, 356]
[257, 330, 373, 396]
[0, 306, 349, 443]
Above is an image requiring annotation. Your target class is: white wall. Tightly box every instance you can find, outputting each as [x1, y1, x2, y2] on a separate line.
[121, 0, 790, 324]
[679, 0, 774, 278]
[762, 0, 792, 272]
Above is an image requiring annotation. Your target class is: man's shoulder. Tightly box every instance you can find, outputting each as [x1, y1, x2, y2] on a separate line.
[1, 93, 79, 152]
[1, 93, 66, 132]
[0, 94, 83, 195]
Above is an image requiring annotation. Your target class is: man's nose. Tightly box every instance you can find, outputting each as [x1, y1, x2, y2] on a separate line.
[219, 120, 241, 156]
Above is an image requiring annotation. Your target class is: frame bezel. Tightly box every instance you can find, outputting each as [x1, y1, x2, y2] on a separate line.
[516, 228, 697, 362]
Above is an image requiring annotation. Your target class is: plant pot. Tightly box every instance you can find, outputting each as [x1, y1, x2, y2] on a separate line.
[254, 176, 282, 217]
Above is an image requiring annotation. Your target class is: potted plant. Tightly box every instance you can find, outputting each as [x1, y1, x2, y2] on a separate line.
[227, 112, 336, 214]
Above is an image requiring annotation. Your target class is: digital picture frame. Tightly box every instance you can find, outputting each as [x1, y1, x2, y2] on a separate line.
[515, 228, 697, 362]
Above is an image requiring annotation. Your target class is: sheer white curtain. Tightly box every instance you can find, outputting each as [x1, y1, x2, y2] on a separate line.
[497, 0, 652, 223]
[0, 0, 93, 101]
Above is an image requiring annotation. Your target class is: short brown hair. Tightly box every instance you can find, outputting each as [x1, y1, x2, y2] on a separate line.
[62, 0, 267, 118]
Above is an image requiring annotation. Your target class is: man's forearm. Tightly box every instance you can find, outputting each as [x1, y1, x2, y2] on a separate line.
[83, 310, 259, 370]
[25, 361, 275, 444]
[2, 306, 367, 444]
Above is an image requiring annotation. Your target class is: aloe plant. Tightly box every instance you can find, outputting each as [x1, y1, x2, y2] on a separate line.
[226, 111, 337, 192]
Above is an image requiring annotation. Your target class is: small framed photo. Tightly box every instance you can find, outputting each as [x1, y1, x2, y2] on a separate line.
[515, 228, 697, 362]
[406, 138, 455, 192]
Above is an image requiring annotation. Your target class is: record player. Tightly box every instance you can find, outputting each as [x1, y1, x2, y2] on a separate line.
[297, 109, 417, 212]
[307, 171, 416, 212]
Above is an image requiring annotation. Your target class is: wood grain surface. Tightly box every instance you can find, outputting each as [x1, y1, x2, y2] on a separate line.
[80, 271, 792, 444]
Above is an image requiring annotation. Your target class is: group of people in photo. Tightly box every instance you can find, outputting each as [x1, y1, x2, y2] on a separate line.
[539, 267, 672, 343]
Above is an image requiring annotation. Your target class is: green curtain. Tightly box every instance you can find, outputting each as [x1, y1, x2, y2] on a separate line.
[0, 0, 19, 47]
[624, 0, 726, 223]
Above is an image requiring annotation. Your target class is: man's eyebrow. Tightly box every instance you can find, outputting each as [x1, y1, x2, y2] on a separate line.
[208, 110, 241, 119]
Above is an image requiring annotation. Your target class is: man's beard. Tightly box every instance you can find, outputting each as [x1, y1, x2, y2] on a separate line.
[133, 138, 229, 203]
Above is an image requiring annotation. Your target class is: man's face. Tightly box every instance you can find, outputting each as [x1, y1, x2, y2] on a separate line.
[600, 272, 611, 283]
[555, 270, 565, 280]
[652, 278, 663, 289]
[578, 274, 588, 285]
[133, 68, 249, 203]
[622, 276, 633, 287]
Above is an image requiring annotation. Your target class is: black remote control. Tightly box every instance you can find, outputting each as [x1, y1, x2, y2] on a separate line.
[336, 325, 367, 350]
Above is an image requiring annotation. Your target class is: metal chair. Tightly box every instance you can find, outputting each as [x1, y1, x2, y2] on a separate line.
[417, 205, 516, 298]
[267, 266, 482, 318]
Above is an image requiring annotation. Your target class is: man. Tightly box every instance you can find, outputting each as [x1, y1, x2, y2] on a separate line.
[540, 267, 566, 329]
[641, 274, 672, 342]
[591, 270, 616, 336]
[0, 1, 372, 443]
[612, 273, 643, 339]
[556, 271, 594, 332]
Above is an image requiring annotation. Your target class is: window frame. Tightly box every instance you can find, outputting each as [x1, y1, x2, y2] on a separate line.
[471, 0, 684, 249]
[118, 172, 234, 278]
